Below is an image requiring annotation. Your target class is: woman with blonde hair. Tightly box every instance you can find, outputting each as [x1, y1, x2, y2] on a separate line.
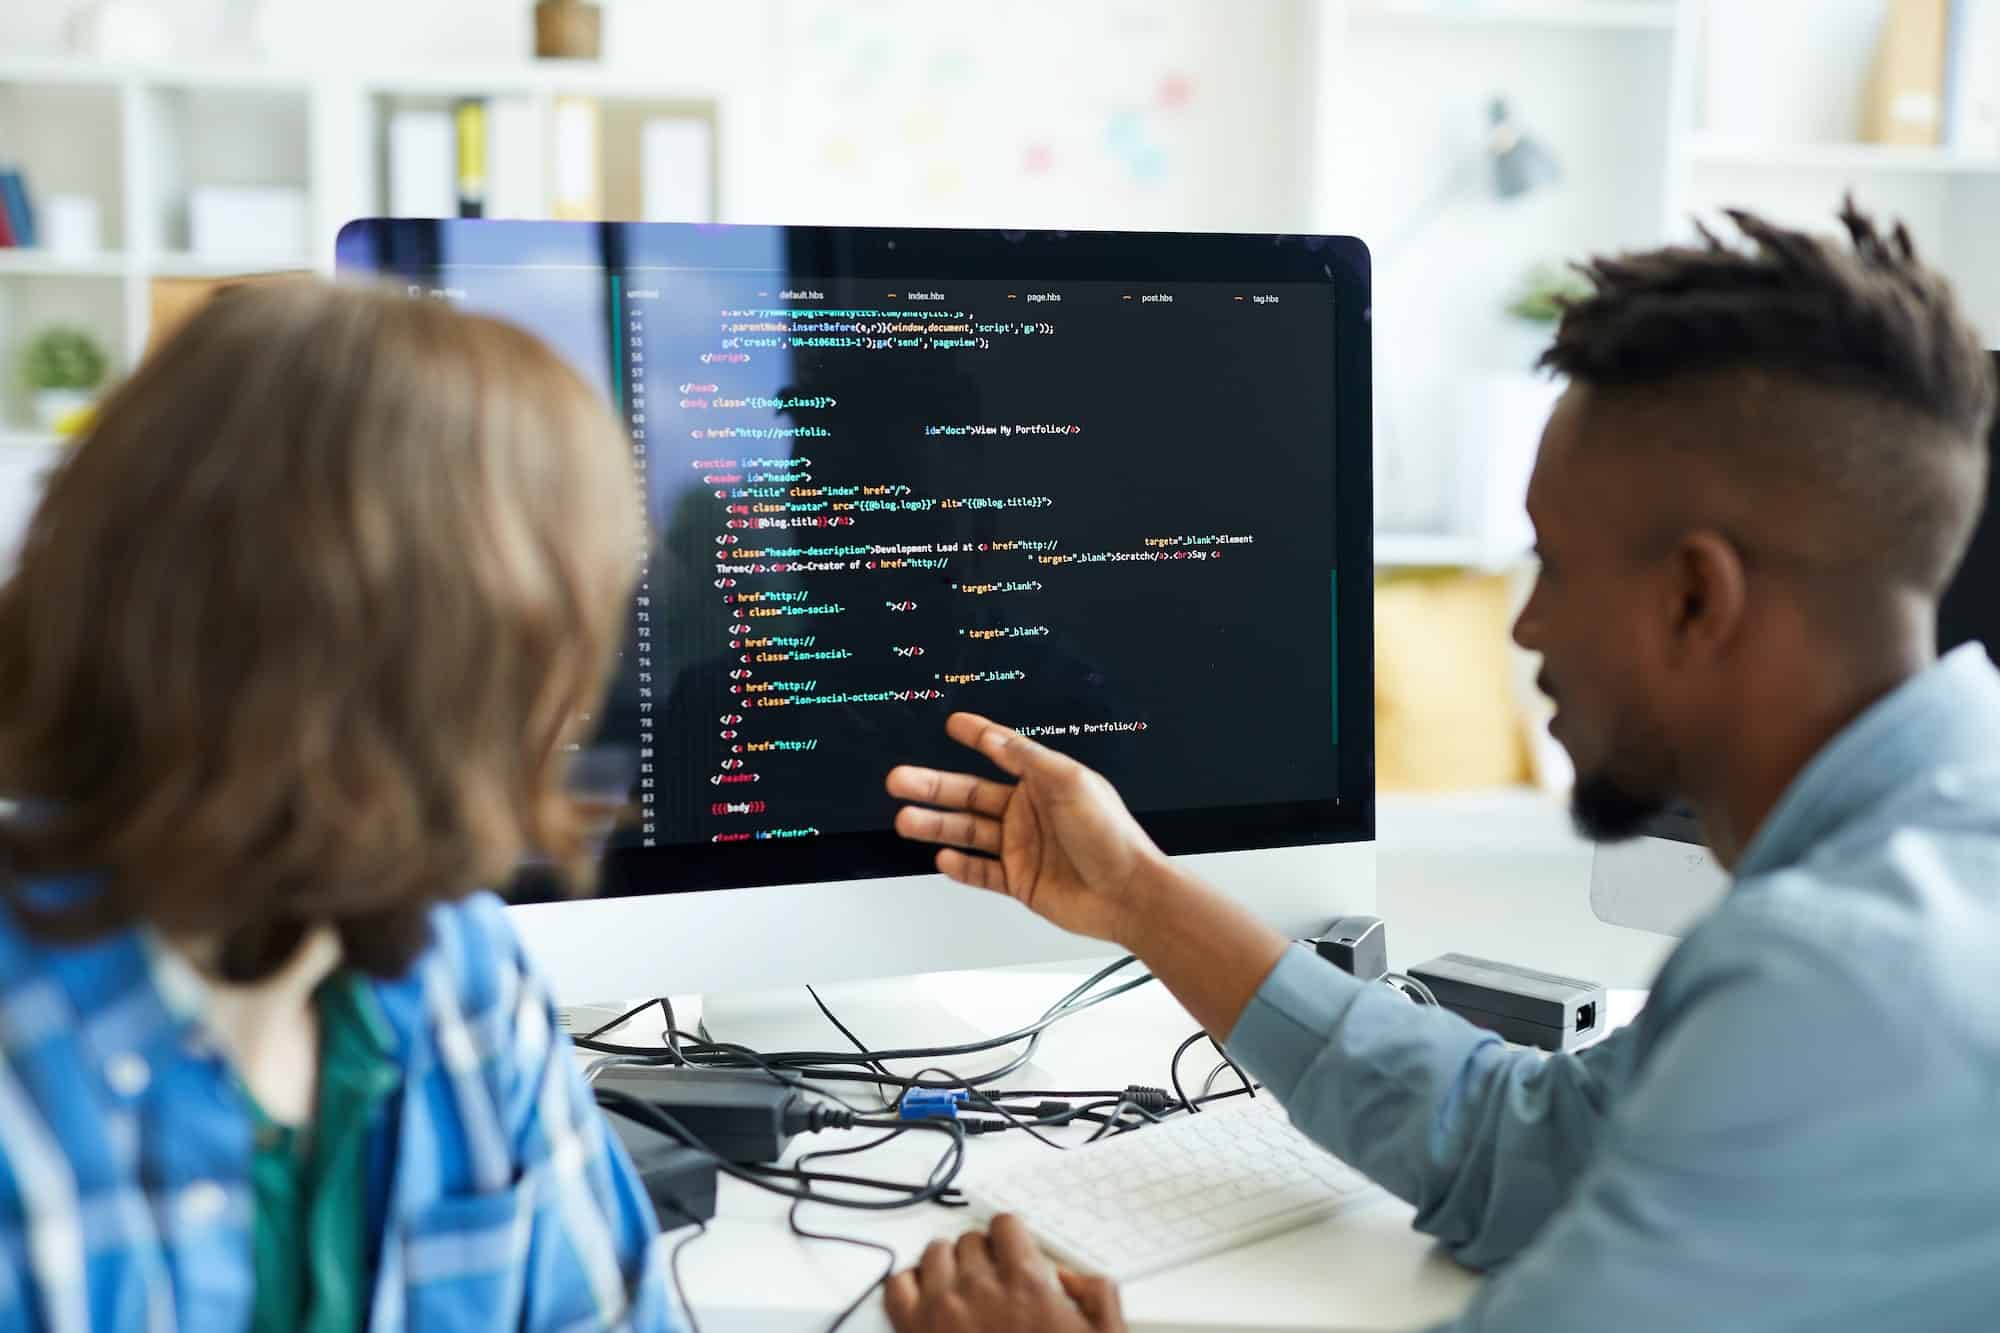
[0, 282, 678, 1330]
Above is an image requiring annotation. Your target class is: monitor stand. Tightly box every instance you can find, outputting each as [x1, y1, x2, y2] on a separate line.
[694, 976, 1058, 1106]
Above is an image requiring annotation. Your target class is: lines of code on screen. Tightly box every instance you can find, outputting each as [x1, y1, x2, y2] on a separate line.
[599, 276, 1338, 849]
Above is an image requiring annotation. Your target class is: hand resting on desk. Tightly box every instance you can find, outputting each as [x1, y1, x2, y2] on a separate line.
[883, 1215, 1126, 1333]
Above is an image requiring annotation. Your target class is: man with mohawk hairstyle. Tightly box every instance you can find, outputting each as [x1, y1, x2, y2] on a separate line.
[880, 203, 2000, 1332]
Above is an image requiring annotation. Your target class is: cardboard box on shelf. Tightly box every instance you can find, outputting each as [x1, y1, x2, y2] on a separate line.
[146, 272, 313, 359]
[1864, 0, 1950, 145]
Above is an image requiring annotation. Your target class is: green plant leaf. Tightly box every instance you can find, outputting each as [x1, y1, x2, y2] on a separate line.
[21, 326, 109, 392]
[1505, 262, 1593, 324]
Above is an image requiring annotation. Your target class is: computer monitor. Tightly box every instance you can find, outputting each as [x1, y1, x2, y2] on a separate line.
[334, 220, 1378, 1007]
[1590, 348, 2000, 937]
[1936, 353, 2000, 658]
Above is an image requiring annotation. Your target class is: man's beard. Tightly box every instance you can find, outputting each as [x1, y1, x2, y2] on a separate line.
[1570, 770, 1668, 842]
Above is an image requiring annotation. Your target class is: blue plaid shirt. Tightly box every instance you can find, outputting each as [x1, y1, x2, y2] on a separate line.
[0, 889, 680, 1332]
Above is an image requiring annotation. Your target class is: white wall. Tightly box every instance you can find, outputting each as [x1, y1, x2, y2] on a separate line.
[746, 0, 1312, 232]
[3, 0, 1314, 234]
[1314, 14, 1675, 530]
[1380, 791, 1676, 991]
[1696, 0, 1889, 144]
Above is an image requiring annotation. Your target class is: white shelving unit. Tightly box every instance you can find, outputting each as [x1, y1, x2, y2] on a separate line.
[0, 57, 722, 435]
[0, 251, 130, 278]
[5, 8, 1996, 542]
[1349, 1, 1678, 31]
[1319, 0, 2000, 567]
[1680, 136, 2000, 175]
[1663, 0, 2000, 376]
[1375, 533, 1527, 570]
[0, 431, 62, 578]
[1318, 0, 1684, 563]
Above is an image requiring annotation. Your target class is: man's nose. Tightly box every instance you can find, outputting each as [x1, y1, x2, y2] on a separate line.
[1511, 599, 1539, 652]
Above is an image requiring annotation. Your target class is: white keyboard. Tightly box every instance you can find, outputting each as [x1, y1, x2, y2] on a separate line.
[961, 1094, 1386, 1282]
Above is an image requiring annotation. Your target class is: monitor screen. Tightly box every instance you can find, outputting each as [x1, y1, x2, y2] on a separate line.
[335, 221, 1374, 896]
[1936, 350, 2000, 658]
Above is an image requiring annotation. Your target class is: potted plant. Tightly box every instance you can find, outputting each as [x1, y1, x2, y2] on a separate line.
[1503, 261, 1594, 366]
[1505, 261, 1594, 325]
[21, 325, 109, 433]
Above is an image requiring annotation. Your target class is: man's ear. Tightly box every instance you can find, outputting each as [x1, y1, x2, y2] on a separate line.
[1666, 530, 1747, 660]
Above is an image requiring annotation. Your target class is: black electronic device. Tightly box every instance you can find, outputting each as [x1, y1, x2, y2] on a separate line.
[603, 1107, 720, 1229]
[1407, 953, 1606, 1052]
[1937, 349, 2000, 658]
[591, 1065, 818, 1163]
[1311, 914, 1388, 982]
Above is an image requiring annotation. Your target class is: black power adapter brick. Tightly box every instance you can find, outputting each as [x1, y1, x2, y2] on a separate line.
[602, 1106, 719, 1230]
[1407, 953, 1607, 1052]
[592, 1065, 827, 1164]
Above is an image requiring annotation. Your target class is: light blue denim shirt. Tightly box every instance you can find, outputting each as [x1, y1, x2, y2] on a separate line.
[1229, 645, 2000, 1331]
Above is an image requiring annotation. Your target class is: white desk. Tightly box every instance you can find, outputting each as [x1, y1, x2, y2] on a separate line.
[596, 965, 1647, 1333]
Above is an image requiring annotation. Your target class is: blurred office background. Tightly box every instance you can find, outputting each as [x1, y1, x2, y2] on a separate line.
[2, 0, 1994, 980]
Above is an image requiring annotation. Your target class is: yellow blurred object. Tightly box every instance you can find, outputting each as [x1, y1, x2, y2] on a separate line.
[1375, 570, 1534, 792]
[551, 96, 603, 220]
[52, 402, 96, 438]
[1862, 0, 1948, 146]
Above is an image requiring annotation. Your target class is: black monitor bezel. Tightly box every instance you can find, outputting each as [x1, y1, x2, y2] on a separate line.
[1937, 349, 2000, 659]
[335, 218, 1375, 896]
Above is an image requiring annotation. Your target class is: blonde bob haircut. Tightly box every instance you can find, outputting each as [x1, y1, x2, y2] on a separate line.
[0, 281, 640, 981]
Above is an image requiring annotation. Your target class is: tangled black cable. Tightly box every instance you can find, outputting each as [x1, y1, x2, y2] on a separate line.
[582, 996, 881, 1115]
[784, 1126, 966, 1332]
[801, 968, 1185, 1153]
[806, 983, 900, 1110]
[584, 966, 1247, 1158]
[594, 1088, 965, 1209]
[1170, 1028, 1255, 1113]
[646, 1195, 711, 1333]
[574, 956, 1156, 1100]
[595, 1088, 966, 1333]
[583, 962, 1258, 1325]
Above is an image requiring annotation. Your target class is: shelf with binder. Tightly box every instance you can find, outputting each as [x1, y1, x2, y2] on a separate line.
[0, 76, 127, 255]
[597, 97, 717, 224]
[368, 85, 717, 224]
[134, 83, 313, 263]
[0, 58, 731, 372]
[1665, 0, 2000, 337]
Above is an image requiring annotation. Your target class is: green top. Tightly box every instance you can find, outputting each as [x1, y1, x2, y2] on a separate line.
[246, 969, 401, 1333]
